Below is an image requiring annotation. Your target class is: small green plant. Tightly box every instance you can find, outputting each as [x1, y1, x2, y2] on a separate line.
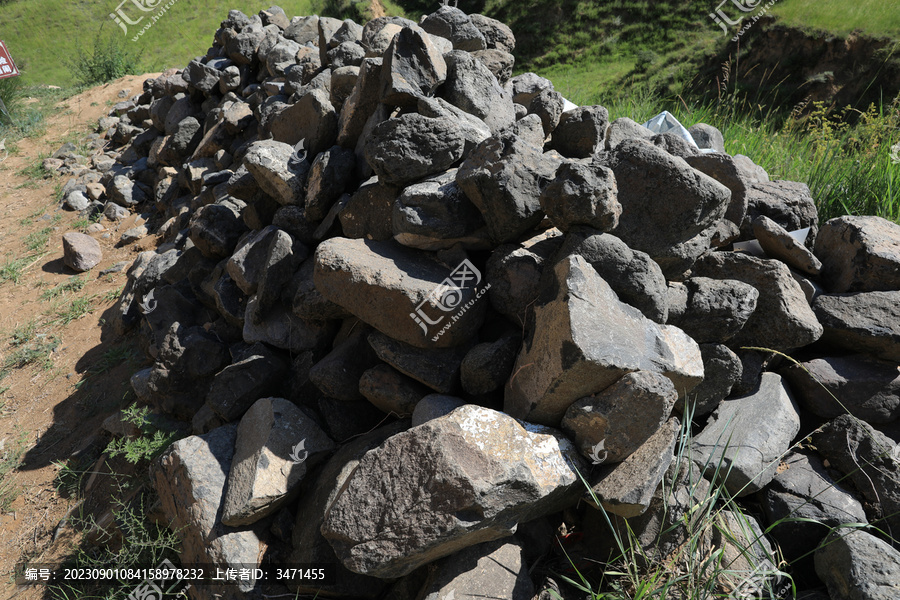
[9, 319, 38, 346]
[0, 255, 31, 285]
[52, 295, 95, 325]
[4, 334, 59, 370]
[16, 154, 51, 184]
[40, 275, 87, 301]
[105, 405, 182, 465]
[24, 226, 53, 252]
[0, 427, 29, 512]
[67, 30, 143, 87]
[101, 285, 124, 303]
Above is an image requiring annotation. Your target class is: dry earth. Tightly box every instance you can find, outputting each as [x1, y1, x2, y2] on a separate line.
[0, 73, 162, 600]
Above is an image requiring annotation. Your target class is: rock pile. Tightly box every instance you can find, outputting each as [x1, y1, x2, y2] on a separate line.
[52, 4, 900, 600]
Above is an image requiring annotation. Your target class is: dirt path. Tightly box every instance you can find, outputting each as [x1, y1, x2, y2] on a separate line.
[0, 73, 160, 600]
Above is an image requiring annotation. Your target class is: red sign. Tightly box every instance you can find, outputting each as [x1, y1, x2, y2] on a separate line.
[0, 41, 20, 80]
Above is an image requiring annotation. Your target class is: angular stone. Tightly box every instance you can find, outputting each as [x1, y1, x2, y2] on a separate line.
[321, 405, 584, 578]
[222, 397, 334, 526]
[485, 229, 564, 326]
[417, 539, 534, 600]
[608, 139, 730, 257]
[243, 140, 308, 206]
[64, 189, 90, 211]
[815, 529, 900, 600]
[368, 331, 467, 394]
[692, 252, 822, 351]
[417, 96, 492, 157]
[651, 132, 698, 158]
[288, 422, 405, 598]
[504, 255, 703, 426]
[472, 49, 514, 86]
[206, 343, 289, 421]
[678, 343, 742, 417]
[555, 229, 668, 323]
[189, 202, 249, 259]
[550, 105, 609, 158]
[753, 214, 822, 275]
[359, 364, 431, 416]
[508, 72, 553, 106]
[528, 88, 565, 136]
[314, 238, 486, 348]
[338, 175, 397, 241]
[271, 89, 338, 157]
[665, 276, 758, 344]
[812, 414, 900, 537]
[688, 123, 726, 153]
[815, 215, 900, 293]
[685, 152, 750, 227]
[151, 424, 263, 596]
[761, 451, 868, 568]
[539, 161, 620, 233]
[585, 417, 679, 517]
[692, 372, 800, 497]
[470, 13, 515, 52]
[337, 58, 384, 148]
[605, 117, 653, 149]
[364, 113, 465, 186]
[380, 27, 447, 106]
[744, 180, 819, 243]
[226, 225, 280, 295]
[781, 355, 900, 424]
[62, 232, 102, 272]
[456, 132, 560, 243]
[308, 325, 379, 401]
[243, 295, 334, 353]
[460, 335, 520, 396]
[392, 169, 489, 251]
[441, 50, 514, 134]
[305, 145, 355, 221]
[813, 291, 900, 360]
[420, 6, 486, 51]
[562, 371, 678, 464]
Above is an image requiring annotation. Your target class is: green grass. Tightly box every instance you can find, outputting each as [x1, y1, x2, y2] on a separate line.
[52, 295, 95, 325]
[24, 226, 53, 252]
[0, 0, 329, 85]
[40, 275, 87, 301]
[769, 0, 900, 38]
[0, 255, 33, 285]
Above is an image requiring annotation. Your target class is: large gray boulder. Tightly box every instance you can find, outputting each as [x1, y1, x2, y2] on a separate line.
[364, 114, 466, 186]
[562, 371, 677, 465]
[152, 424, 264, 597]
[243, 140, 307, 205]
[539, 161, 620, 233]
[456, 132, 560, 243]
[812, 414, 900, 539]
[321, 405, 585, 578]
[420, 6, 486, 51]
[815, 215, 900, 293]
[684, 152, 748, 227]
[222, 397, 334, 526]
[780, 355, 900, 424]
[607, 139, 731, 257]
[692, 251, 822, 351]
[441, 50, 515, 134]
[62, 232, 102, 272]
[813, 291, 900, 360]
[554, 229, 668, 323]
[743, 180, 819, 243]
[692, 373, 800, 497]
[753, 214, 822, 275]
[416, 539, 534, 600]
[270, 88, 338, 156]
[761, 451, 868, 569]
[665, 276, 759, 343]
[314, 238, 486, 348]
[815, 529, 900, 600]
[550, 105, 609, 158]
[380, 26, 447, 106]
[504, 255, 703, 426]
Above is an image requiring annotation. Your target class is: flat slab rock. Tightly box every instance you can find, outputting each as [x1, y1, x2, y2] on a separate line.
[314, 237, 486, 348]
[692, 372, 800, 497]
[816, 529, 900, 600]
[505, 254, 703, 426]
[321, 405, 585, 579]
[813, 290, 900, 361]
[815, 215, 900, 293]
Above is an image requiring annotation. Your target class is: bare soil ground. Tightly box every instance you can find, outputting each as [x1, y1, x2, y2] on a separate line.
[0, 74, 161, 600]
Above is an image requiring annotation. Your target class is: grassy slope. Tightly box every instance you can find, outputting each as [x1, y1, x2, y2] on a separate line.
[768, 0, 900, 38]
[1, 0, 322, 85]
